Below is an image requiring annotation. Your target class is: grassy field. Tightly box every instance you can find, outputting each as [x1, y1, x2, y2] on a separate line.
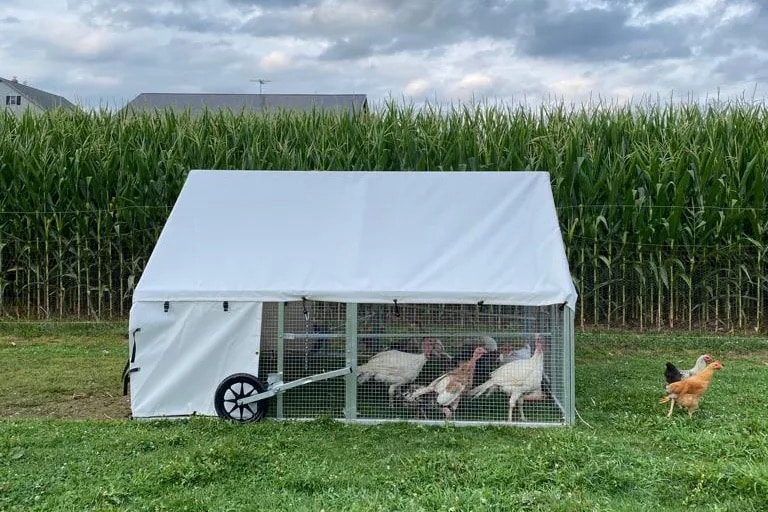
[1, 322, 767, 511]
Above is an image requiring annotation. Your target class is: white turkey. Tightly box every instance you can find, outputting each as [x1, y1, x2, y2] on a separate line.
[356, 337, 450, 407]
[498, 340, 531, 363]
[468, 334, 544, 422]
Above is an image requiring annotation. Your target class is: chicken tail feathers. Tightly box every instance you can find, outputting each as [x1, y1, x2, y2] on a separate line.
[664, 362, 683, 384]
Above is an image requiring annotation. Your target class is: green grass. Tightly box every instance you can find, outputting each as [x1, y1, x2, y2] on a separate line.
[0, 322, 129, 420]
[1, 323, 768, 511]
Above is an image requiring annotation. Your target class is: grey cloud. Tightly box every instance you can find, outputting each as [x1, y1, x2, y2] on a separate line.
[1, 16, 21, 23]
[631, 0, 676, 15]
[66, 0, 768, 62]
[74, 3, 238, 33]
[69, 0, 253, 34]
[236, 0, 523, 58]
[154, 10, 236, 33]
[69, 0, 713, 66]
[713, 54, 768, 83]
[225, 0, 318, 7]
[682, 4, 768, 63]
[311, 0, 527, 61]
[27, 0, 767, 109]
[292, 1, 697, 64]
[10, 30, 129, 65]
[238, 9, 300, 38]
[61, 36, 269, 107]
[719, 7, 768, 52]
[517, 7, 692, 61]
[320, 38, 375, 61]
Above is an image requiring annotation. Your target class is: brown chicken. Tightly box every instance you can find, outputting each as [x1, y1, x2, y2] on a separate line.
[664, 354, 711, 384]
[659, 360, 723, 417]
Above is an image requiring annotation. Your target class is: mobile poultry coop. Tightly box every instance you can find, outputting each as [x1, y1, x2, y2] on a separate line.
[126, 170, 578, 426]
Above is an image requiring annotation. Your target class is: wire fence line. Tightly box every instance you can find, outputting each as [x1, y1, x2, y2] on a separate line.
[0, 221, 765, 332]
[2, 204, 766, 215]
[0, 206, 173, 215]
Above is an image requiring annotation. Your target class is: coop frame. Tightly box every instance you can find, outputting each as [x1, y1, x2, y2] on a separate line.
[249, 300, 575, 427]
[126, 170, 578, 426]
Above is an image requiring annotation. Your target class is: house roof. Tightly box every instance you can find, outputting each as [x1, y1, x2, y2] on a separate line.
[123, 93, 368, 115]
[0, 77, 77, 110]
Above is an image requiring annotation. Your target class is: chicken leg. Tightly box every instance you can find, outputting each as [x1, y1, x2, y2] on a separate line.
[659, 395, 677, 417]
[666, 398, 675, 417]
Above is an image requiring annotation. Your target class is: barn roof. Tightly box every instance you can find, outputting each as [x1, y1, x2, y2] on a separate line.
[123, 93, 368, 115]
[134, 170, 577, 310]
[0, 77, 77, 110]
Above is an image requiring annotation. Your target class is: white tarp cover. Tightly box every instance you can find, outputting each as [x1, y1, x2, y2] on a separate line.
[128, 301, 262, 418]
[133, 170, 577, 308]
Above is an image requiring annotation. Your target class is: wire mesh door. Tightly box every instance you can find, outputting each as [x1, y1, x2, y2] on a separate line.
[258, 300, 349, 419]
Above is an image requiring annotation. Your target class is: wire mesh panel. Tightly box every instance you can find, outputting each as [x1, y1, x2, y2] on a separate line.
[259, 300, 571, 426]
[258, 301, 349, 419]
[354, 303, 567, 425]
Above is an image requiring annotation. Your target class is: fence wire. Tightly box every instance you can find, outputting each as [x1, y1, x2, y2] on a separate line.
[0, 207, 766, 332]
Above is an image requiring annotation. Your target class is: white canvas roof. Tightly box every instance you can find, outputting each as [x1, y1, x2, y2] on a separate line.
[133, 170, 577, 310]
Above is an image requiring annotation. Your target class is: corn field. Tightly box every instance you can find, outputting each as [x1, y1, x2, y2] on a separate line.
[1, 100, 767, 331]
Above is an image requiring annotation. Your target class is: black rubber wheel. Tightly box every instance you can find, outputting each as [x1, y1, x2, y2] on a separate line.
[214, 373, 268, 423]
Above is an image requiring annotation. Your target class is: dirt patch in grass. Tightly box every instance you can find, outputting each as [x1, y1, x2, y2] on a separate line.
[0, 323, 134, 421]
[1, 391, 132, 420]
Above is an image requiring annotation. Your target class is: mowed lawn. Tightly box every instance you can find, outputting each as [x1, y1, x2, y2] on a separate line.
[1, 322, 767, 511]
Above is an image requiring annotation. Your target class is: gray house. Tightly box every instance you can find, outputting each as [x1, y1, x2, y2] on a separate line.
[122, 93, 368, 116]
[0, 76, 77, 115]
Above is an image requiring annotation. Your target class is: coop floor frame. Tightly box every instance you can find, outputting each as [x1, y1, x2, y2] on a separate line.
[261, 301, 575, 427]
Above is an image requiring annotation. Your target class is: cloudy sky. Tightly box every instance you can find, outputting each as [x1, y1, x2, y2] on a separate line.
[1, 0, 766, 109]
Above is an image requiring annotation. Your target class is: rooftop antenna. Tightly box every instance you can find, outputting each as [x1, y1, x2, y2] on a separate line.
[250, 78, 271, 94]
